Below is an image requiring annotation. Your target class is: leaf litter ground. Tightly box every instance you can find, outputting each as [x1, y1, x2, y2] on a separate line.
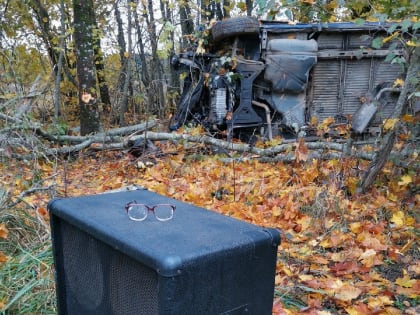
[0, 140, 419, 314]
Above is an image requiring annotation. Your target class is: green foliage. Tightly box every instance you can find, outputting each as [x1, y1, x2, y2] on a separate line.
[47, 120, 69, 136]
[0, 209, 55, 314]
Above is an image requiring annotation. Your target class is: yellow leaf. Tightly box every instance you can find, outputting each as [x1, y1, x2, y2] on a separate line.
[383, 32, 399, 43]
[272, 206, 281, 217]
[391, 210, 405, 227]
[367, 295, 393, 308]
[299, 274, 314, 281]
[322, 117, 335, 127]
[282, 265, 293, 276]
[406, 40, 419, 47]
[124, 51, 130, 58]
[383, 118, 398, 131]
[346, 177, 359, 195]
[387, 192, 398, 202]
[350, 222, 363, 234]
[0, 223, 8, 239]
[398, 175, 412, 186]
[395, 273, 416, 288]
[393, 78, 404, 87]
[320, 238, 331, 248]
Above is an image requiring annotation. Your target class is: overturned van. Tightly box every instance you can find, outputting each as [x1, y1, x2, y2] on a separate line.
[171, 17, 404, 139]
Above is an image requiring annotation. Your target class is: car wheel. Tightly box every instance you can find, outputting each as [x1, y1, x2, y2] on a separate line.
[212, 17, 260, 42]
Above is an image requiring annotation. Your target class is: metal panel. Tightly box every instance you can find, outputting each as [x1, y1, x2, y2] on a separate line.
[310, 61, 341, 122]
[342, 59, 372, 117]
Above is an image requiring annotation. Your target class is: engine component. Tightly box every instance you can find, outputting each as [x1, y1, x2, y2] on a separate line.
[211, 88, 228, 125]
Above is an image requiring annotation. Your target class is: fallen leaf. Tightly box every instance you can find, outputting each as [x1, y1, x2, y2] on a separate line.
[0, 251, 7, 263]
[333, 283, 362, 302]
[345, 301, 371, 315]
[391, 210, 405, 227]
[367, 295, 394, 308]
[330, 261, 364, 276]
[272, 298, 293, 314]
[398, 175, 412, 186]
[359, 249, 382, 267]
[0, 223, 8, 239]
[295, 138, 308, 162]
[393, 78, 404, 87]
[383, 118, 399, 131]
[358, 232, 388, 251]
[395, 273, 416, 288]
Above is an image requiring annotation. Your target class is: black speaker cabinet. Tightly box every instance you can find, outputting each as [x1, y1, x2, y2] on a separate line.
[48, 188, 280, 315]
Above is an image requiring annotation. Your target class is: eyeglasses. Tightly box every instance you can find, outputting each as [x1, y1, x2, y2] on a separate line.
[125, 201, 176, 221]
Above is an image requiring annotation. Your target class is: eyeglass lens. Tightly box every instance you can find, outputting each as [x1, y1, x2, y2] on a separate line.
[127, 204, 174, 221]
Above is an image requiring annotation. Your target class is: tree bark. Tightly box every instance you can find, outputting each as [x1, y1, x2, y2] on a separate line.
[53, 0, 65, 121]
[179, 2, 194, 49]
[118, 0, 133, 126]
[144, 0, 166, 116]
[93, 24, 111, 110]
[73, 0, 100, 135]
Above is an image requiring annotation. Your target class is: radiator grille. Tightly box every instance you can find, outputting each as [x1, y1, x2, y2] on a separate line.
[310, 58, 400, 125]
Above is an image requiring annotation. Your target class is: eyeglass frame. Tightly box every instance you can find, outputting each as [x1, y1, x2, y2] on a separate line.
[124, 201, 176, 221]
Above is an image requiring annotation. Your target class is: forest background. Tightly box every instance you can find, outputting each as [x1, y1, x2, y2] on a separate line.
[0, 0, 419, 314]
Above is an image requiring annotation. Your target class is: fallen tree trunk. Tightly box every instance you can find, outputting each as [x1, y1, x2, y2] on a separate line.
[125, 132, 418, 169]
[1, 106, 418, 170]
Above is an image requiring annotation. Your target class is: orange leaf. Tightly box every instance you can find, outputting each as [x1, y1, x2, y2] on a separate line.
[0, 223, 8, 239]
[295, 138, 308, 162]
[272, 298, 292, 315]
[37, 207, 48, 217]
[0, 251, 7, 263]
[357, 232, 388, 251]
[330, 261, 364, 276]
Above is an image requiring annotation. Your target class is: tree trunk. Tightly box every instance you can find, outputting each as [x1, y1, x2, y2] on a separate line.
[246, 0, 253, 16]
[115, 1, 129, 125]
[53, 0, 65, 121]
[73, 0, 100, 135]
[133, 1, 150, 88]
[179, 2, 194, 49]
[358, 47, 420, 193]
[160, 0, 178, 106]
[144, 0, 166, 116]
[29, 0, 77, 87]
[93, 24, 111, 110]
[119, 0, 133, 126]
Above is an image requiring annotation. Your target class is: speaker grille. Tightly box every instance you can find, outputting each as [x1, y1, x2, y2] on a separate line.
[61, 221, 105, 311]
[110, 253, 159, 314]
[58, 220, 159, 314]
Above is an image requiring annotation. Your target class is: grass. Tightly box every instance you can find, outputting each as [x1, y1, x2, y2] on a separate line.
[0, 207, 56, 314]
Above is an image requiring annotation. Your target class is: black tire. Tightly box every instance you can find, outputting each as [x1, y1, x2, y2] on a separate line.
[211, 17, 260, 42]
